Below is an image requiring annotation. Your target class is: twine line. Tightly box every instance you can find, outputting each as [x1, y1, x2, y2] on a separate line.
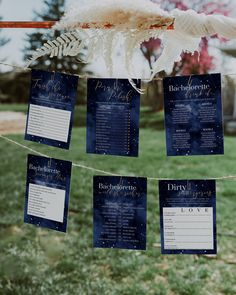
[1, 134, 236, 181]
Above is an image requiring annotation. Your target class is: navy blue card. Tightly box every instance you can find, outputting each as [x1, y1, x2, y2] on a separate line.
[24, 154, 72, 232]
[163, 74, 224, 156]
[159, 180, 217, 254]
[87, 78, 141, 157]
[25, 69, 78, 149]
[93, 176, 147, 250]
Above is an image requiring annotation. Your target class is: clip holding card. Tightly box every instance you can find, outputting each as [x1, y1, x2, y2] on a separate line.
[48, 158, 52, 168]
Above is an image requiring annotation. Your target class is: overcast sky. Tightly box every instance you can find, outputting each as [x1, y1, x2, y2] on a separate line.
[0, 0, 46, 68]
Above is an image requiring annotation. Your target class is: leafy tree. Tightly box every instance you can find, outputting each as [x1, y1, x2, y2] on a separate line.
[24, 0, 87, 103]
[0, 17, 9, 48]
[0, 1, 10, 101]
[24, 0, 85, 75]
[0, 0, 10, 62]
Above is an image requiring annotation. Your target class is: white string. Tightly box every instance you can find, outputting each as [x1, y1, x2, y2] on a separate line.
[1, 134, 236, 181]
[0, 134, 119, 176]
[128, 78, 145, 94]
[1, 62, 236, 81]
[0, 62, 31, 71]
[0, 62, 146, 93]
[1, 62, 236, 179]
[0, 62, 161, 81]
[0, 134, 48, 158]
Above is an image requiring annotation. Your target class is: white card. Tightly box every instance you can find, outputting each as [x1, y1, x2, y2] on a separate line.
[27, 183, 65, 223]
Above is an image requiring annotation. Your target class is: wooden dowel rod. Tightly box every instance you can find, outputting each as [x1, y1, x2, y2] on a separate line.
[0, 21, 57, 28]
[0, 21, 174, 30]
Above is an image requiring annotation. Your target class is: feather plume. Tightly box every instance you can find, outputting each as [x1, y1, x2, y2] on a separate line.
[26, 0, 236, 84]
[26, 31, 84, 67]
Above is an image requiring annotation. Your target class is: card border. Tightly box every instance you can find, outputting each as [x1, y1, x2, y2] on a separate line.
[24, 154, 72, 233]
[159, 179, 217, 254]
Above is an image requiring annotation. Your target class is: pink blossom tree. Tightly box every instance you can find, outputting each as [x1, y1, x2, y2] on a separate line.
[142, 0, 231, 76]
[141, 0, 232, 111]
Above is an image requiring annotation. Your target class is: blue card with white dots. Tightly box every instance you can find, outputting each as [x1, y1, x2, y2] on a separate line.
[163, 73, 224, 156]
[25, 69, 78, 149]
[24, 154, 72, 232]
[87, 78, 140, 157]
[93, 176, 147, 250]
[159, 180, 217, 254]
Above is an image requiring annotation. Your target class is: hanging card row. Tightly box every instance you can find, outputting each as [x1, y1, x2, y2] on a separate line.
[24, 70, 224, 157]
[24, 154, 217, 254]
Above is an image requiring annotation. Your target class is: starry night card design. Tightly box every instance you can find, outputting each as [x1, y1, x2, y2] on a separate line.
[163, 74, 224, 156]
[87, 78, 141, 157]
[159, 180, 217, 254]
[25, 69, 78, 149]
[93, 176, 147, 250]
[24, 154, 72, 232]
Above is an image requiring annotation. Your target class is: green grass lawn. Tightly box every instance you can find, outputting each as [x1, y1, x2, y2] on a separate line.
[0, 128, 236, 295]
[0, 104, 165, 129]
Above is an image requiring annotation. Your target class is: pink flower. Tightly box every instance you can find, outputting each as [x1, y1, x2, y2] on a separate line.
[179, 38, 215, 75]
[143, 0, 232, 75]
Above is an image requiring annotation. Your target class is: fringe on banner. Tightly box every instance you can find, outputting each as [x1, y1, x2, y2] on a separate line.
[26, 0, 236, 83]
